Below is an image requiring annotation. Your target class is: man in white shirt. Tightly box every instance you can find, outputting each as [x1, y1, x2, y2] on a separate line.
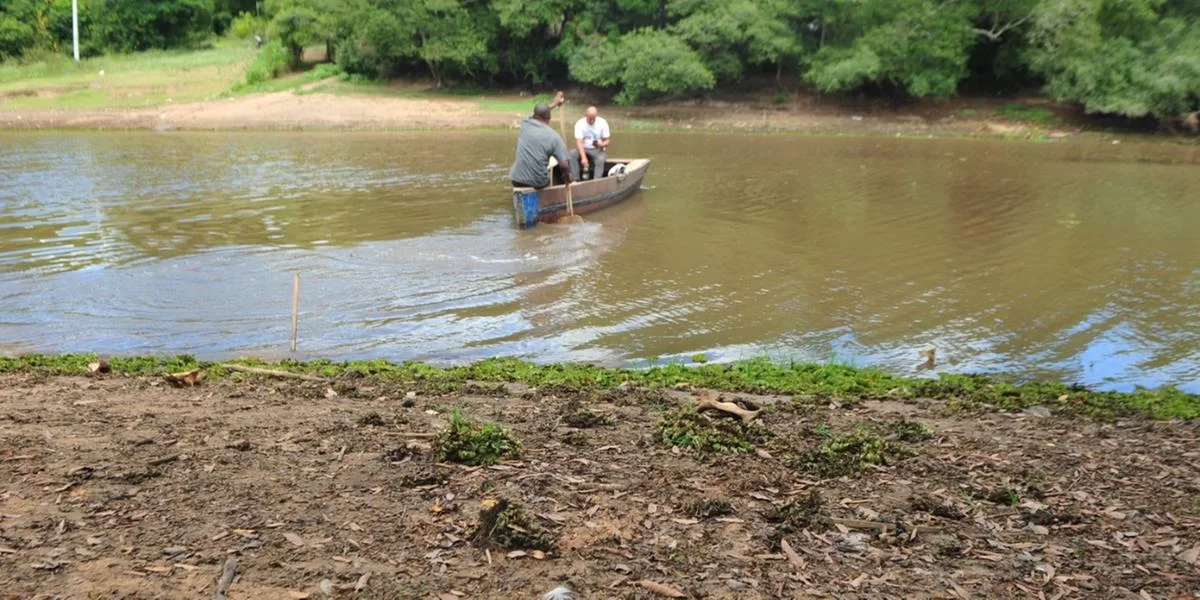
[571, 106, 610, 181]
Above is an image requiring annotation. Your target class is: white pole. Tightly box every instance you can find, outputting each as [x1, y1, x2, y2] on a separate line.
[72, 0, 79, 62]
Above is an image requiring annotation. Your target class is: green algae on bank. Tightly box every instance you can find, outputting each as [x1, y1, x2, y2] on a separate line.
[1, 354, 1197, 420]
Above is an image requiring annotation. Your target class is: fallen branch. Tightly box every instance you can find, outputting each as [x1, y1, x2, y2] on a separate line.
[697, 392, 760, 422]
[165, 369, 204, 387]
[215, 557, 237, 600]
[833, 518, 938, 535]
[219, 364, 331, 383]
[147, 454, 181, 467]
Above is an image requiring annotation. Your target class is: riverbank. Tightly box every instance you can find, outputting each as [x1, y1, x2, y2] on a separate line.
[3, 41, 1196, 140]
[0, 49, 1171, 140]
[0, 83, 1136, 140]
[1, 356, 1198, 598]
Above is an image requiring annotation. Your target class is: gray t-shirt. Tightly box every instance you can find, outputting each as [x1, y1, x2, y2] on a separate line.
[508, 116, 570, 188]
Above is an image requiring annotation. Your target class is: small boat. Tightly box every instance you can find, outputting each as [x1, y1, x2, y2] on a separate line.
[512, 158, 651, 227]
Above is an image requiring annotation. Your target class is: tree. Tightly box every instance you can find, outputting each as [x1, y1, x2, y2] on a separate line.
[570, 27, 715, 104]
[91, 0, 214, 52]
[213, 0, 260, 35]
[805, 0, 979, 97]
[268, 6, 319, 66]
[668, 0, 806, 84]
[354, 0, 493, 87]
[0, 14, 35, 58]
[1025, 0, 1200, 120]
[489, 0, 571, 83]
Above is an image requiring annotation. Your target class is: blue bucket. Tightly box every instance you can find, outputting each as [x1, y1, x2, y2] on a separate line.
[513, 190, 540, 228]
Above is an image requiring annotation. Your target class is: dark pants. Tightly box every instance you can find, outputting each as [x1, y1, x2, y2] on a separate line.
[570, 148, 606, 181]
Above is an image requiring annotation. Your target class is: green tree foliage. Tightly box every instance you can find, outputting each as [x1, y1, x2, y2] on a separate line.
[267, 5, 320, 65]
[240, 38, 289, 84]
[669, 0, 805, 83]
[213, 0, 259, 35]
[805, 0, 979, 97]
[91, 0, 214, 52]
[1025, 0, 1200, 119]
[570, 27, 714, 103]
[1, 0, 1196, 121]
[0, 14, 35, 58]
[229, 12, 267, 39]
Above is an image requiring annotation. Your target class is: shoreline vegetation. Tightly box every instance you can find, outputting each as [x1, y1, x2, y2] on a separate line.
[1, 41, 1197, 141]
[3, 353, 1197, 420]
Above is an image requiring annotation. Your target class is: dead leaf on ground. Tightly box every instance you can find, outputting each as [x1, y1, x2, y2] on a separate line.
[781, 539, 806, 569]
[88, 360, 110, 374]
[164, 369, 203, 387]
[1179, 543, 1200, 565]
[283, 533, 306, 547]
[638, 580, 687, 598]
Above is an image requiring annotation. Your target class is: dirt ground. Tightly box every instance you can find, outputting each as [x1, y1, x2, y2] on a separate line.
[0, 85, 1096, 139]
[1, 373, 1198, 600]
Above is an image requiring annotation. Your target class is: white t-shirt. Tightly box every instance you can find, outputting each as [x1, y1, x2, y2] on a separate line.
[574, 116, 610, 150]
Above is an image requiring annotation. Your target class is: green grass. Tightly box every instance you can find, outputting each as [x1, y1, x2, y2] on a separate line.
[0, 39, 257, 109]
[994, 102, 1058, 125]
[227, 62, 343, 96]
[0, 40, 346, 109]
[2, 354, 1197, 420]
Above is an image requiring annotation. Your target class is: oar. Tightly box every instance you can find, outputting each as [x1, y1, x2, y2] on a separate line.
[556, 101, 583, 224]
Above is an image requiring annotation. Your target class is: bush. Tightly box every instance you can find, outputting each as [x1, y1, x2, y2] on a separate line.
[242, 39, 289, 85]
[229, 12, 266, 40]
[334, 38, 375, 79]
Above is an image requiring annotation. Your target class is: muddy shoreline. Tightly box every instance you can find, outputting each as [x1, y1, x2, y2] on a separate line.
[0, 89, 1155, 141]
[1, 366, 1197, 599]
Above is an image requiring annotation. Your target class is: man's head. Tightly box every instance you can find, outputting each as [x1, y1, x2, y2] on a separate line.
[585, 106, 598, 124]
[533, 103, 552, 123]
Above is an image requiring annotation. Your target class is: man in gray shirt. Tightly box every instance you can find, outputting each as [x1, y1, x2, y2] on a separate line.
[509, 92, 573, 189]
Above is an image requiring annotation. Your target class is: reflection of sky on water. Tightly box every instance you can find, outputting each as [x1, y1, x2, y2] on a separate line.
[2, 131, 1198, 393]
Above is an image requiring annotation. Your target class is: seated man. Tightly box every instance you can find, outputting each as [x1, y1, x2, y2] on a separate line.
[508, 92, 572, 189]
[570, 106, 610, 181]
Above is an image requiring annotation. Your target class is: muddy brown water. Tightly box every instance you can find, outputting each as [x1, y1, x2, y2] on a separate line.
[1, 131, 1197, 391]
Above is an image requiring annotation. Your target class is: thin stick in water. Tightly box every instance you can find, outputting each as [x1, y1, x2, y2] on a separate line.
[290, 273, 300, 352]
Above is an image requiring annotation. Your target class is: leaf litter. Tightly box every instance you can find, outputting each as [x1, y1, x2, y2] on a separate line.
[0, 372, 1198, 598]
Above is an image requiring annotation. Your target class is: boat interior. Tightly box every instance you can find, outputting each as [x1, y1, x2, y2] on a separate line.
[546, 157, 633, 187]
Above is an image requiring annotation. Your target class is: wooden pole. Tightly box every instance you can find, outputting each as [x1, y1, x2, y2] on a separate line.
[290, 273, 300, 352]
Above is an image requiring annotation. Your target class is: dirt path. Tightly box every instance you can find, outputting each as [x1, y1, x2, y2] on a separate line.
[1, 373, 1198, 599]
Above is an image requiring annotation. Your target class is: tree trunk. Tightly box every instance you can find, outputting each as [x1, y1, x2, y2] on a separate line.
[428, 60, 442, 88]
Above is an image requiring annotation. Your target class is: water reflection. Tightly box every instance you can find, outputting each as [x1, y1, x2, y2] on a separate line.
[0, 131, 1197, 392]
